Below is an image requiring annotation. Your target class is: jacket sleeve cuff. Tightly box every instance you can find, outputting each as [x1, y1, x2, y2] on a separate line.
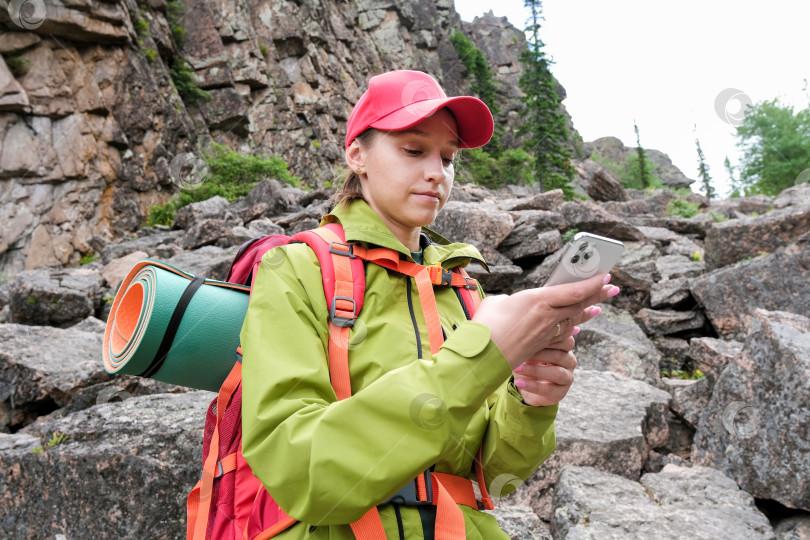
[439, 320, 512, 399]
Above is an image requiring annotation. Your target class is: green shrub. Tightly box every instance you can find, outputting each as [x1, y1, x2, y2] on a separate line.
[143, 48, 158, 62]
[590, 151, 664, 190]
[457, 148, 534, 189]
[666, 198, 700, 218]
[561, 228, 579, 244]
[661, 369, 705, 380]
[709, 210, 728, 222]
[169, 57, 210, 105]
[80, 253, 99, 265]
[166, 0, 186, 46]
[146, 143, 300, 227]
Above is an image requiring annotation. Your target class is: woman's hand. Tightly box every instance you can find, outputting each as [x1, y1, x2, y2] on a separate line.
[472, 273, 619, 371]
[513, 332, 578, 407]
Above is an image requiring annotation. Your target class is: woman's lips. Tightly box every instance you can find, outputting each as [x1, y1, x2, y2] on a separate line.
[413, 192, 441, 202]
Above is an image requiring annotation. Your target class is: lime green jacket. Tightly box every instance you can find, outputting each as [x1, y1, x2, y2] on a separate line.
[240, 200, 557, 539]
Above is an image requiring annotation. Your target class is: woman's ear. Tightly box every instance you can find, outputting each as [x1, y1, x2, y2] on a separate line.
[345, 140, 365, 175]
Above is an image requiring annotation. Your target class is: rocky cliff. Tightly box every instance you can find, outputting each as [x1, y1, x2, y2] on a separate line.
[0, 0, 542, 277]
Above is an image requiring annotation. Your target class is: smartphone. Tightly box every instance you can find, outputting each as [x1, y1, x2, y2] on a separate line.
[542, 232, 624, 287]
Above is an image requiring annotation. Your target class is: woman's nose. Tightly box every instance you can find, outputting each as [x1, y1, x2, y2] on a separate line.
[424, 154, 447, 184]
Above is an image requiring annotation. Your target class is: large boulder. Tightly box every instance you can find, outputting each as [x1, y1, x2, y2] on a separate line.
[692, 232, 810, 339]
[485, 506, 552, 540]
[8, 267, 105, 326]
[0, 323, 182, 432]
[558, 201, 645, 241]
[0, 392, 212, 539]
[551, 464, 775, 539]
[692, 310, 810, 511]
[574, 304, 662, 386]
[431, 201, 514, 255]
[704, 204, 810, 269]
[508, 370, 670, 520]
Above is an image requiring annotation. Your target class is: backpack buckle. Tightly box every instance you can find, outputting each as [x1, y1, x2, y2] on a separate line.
[427, 264, 453, 286]
[463, 276, 478, 290]
[329, 242, 357, 259]
[330, 296, 357, 328]
[380, 469, 433, 507]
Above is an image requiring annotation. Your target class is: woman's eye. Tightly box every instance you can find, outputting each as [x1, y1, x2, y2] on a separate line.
[404, 148, 422, 156]
[442, 157, 454, 166]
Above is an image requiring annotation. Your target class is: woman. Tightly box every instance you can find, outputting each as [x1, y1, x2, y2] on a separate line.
[240, 70, 619, 539]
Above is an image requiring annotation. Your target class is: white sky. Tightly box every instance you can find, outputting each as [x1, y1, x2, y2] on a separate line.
[455, 0, 810, 197]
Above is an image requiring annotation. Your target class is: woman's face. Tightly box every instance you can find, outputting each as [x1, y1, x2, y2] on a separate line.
[348, 109, 458, 241]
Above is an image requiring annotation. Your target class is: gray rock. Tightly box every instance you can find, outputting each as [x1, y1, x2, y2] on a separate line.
[692, 233, 810, 339]
[634, 307, 706, 337]
[664, 235, 704, 259]
[485, 505, 551, 540]
[654, 336, 690, 372]
[228, 179, 303, 223]
[465, 262, 523, 294]
[586, 166, 628, 202]
[0, 324, 106, 431]
[509, 370, 670, 520]
[704, 204, 810, 269]
[773, 184, 810, 209]
[498, 228, 562, 263]
[100, 251, 148, 291]
[500, 189, 564, 212]
[654, 254, 705, 280]
[662, 377, 711, 429]
[506, 209, 568, 233]
[0, 392, 213, 540]
[431, 201, 514, 255]
[650, 276, 693, 308]
[575, 304, 662, 386]
[559, 201, 645, 241]
[244, 217, 285, 237]
[69, 316, 107, 334]
[99, 229, 183, 264]
[775, 515, 810, 540]
[164, 245, 239, 281]
[636, 225, 681, 246]
[692, 309, 810, 511]
[552, 464, 775, 540]
[181, 217, 245, 250]
[173, 196, 231, 230]
[8, 268, 104, 326]
[687, 337, 743, 382]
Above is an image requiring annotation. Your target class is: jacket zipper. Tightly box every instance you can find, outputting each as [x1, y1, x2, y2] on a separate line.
[406, 278, 423, 359]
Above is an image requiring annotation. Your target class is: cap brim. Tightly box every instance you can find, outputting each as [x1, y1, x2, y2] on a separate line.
[369, 96, 494, 149]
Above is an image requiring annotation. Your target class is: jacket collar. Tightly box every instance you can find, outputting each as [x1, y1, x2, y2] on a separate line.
[321, 199, 488, 269]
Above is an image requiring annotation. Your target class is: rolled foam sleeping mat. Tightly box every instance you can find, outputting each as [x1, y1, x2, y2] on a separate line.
[103, 259, 251, 392]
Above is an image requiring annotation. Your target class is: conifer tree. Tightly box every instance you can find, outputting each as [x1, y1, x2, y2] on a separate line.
[634, 120, 650, 189]
[695, 137, 716, 199]
[518, 0, 574, 197]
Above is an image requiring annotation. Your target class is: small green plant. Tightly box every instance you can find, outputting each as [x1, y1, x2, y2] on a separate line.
[311, 139, 321, 149]
[561, 228, 579, 244]
[146, 143, 300, 227]
[169, 57, 211, 105]
[692, 250, 703, 262]
[666, 198, 700, 219]
[80, 253, 99, 265]
[661, 369, 705, 380]
[166, 0, 187, 46]
[258, 41, 269, 58]
[134, 17, 150, 37]
[749, 211, 759, 218]
[26, 296, 36, 305]
[104, 294, 115, 305]
[4, 54, 31, 78]
[709, 210, 728, 222]
[32, 431, 69, 454]
[143, 48, 158, 63]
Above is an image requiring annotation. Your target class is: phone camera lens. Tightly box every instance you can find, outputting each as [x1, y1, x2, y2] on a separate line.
[578, 242, 589, 252]
[583, 250, 593, 261]
[571, 255, 580, 264]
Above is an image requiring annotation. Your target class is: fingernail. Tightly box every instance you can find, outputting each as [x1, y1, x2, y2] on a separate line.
[514, 364, 525, 373]
[603, 274, 612, 285]
[608, 286, 620, 297]
[514, 379, 527, 388]
[589, 306, 602, 317]
[572, 326, 581, 336]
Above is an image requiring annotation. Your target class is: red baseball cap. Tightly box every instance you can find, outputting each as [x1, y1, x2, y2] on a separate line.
[345, 70, 494, 149]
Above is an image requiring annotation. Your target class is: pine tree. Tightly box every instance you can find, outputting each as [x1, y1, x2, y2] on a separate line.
[518, 0, 574, 197]
[695, 137, 716, 199]
[634, 121, 650, 189]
